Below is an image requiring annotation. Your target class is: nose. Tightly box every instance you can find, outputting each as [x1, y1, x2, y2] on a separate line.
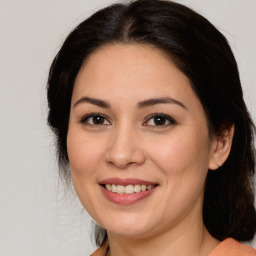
[105, 126, 146, 169]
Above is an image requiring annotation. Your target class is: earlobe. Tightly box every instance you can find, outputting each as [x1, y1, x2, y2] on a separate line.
[208, 124, 235, 170]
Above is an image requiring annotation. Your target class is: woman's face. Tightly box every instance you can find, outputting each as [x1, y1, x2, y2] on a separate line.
[67, 44, 217, 239]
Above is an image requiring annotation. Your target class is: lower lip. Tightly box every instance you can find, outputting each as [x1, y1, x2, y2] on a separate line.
[100, 186, 156, 205]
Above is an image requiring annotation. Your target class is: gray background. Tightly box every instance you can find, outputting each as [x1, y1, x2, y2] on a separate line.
[0, 0, 255, 255]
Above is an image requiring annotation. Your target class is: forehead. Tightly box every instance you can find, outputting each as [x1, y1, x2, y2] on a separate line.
[72, 43, 195, 103]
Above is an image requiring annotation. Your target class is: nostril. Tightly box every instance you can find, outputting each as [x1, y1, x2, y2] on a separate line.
[106, 160, 139, 169]
[105, 149, 146, 169]
[105, 136, 146, 168]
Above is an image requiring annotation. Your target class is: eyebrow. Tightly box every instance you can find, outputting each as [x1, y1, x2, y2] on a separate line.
[73, 96, 187, 110]
[137, 97, 187, 109]
[73, 96, 111, 108]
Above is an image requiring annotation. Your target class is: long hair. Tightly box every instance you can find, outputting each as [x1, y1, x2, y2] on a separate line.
[47, 0, 256, 245]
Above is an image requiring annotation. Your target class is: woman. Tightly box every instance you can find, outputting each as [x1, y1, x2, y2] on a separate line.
[47, 0, 256, 255]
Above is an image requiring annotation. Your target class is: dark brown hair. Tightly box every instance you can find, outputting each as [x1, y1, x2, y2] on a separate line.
[47, 0, 256, 245]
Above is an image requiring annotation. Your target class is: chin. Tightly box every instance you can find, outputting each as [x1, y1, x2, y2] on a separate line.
[107, 226, 153, 239]
[97, 212, 158, 238]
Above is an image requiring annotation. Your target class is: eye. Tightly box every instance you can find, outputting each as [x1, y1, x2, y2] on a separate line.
[143, 113, 177, 127]
[81, 113, 111, 126]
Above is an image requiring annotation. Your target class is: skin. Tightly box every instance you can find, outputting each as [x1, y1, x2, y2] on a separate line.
[67, 44, 233, 256]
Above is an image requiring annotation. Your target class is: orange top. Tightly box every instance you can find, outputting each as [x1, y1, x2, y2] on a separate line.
[90, 238, 256, 256]
[209, 238, 256, 256]
[90, 240, 109, 256]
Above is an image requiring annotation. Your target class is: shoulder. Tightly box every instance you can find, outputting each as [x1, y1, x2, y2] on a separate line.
[209, 238, 256, 256]
[90, 240, 109, 256]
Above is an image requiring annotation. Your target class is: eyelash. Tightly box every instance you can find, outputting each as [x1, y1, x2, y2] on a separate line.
[143, 113, 177, 127]
[80, 113, 177, 127]
[80, 113, 110, 126]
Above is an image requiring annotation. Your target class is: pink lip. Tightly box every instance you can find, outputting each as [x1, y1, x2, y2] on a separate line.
[99, 178, 156, 186]
[99, 178, 158, 205]
[100, 186, 156, 205]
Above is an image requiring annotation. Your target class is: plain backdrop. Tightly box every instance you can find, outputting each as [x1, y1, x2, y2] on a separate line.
[0, 0, 255, 255]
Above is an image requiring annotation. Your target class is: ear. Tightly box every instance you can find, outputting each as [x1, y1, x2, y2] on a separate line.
[208, 124, 235, 170]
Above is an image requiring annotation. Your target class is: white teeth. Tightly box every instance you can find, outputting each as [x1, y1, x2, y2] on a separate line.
[106, 184, 111, 191]
[125, 185, 134, 194]
[111, 184, 117, 193]
[116, 185, 125, 194]
[147, 185, 153, 190]
[104, 184, 155, 194]
[134, 184, 141, 193]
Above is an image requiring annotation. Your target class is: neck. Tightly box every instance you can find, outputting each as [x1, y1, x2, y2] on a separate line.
[107, 209, 219, 256]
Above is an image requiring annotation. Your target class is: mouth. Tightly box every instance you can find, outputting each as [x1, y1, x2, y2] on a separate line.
[99, 178, 158, 205]
[103, 184, 156, 194]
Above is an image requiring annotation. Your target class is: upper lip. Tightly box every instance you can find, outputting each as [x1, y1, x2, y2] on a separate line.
[99, 178, 157, 186]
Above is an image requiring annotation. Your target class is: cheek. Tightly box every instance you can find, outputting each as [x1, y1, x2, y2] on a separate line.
[67, 128, 104, 179]
[146, 128, 211, 178]
[66, 128, 106, 215]
[146, 130, 210, 216]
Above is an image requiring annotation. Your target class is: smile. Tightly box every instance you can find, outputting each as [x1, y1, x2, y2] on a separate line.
[104, 184, 155, 194]
[99, 178, 158, 205]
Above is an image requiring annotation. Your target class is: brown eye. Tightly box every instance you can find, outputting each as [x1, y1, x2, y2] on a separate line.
[144, 113, 177, 127]
[82, 114, 110, 125]
[153, 116, 168, 125]
[92, 116, 105, 124]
